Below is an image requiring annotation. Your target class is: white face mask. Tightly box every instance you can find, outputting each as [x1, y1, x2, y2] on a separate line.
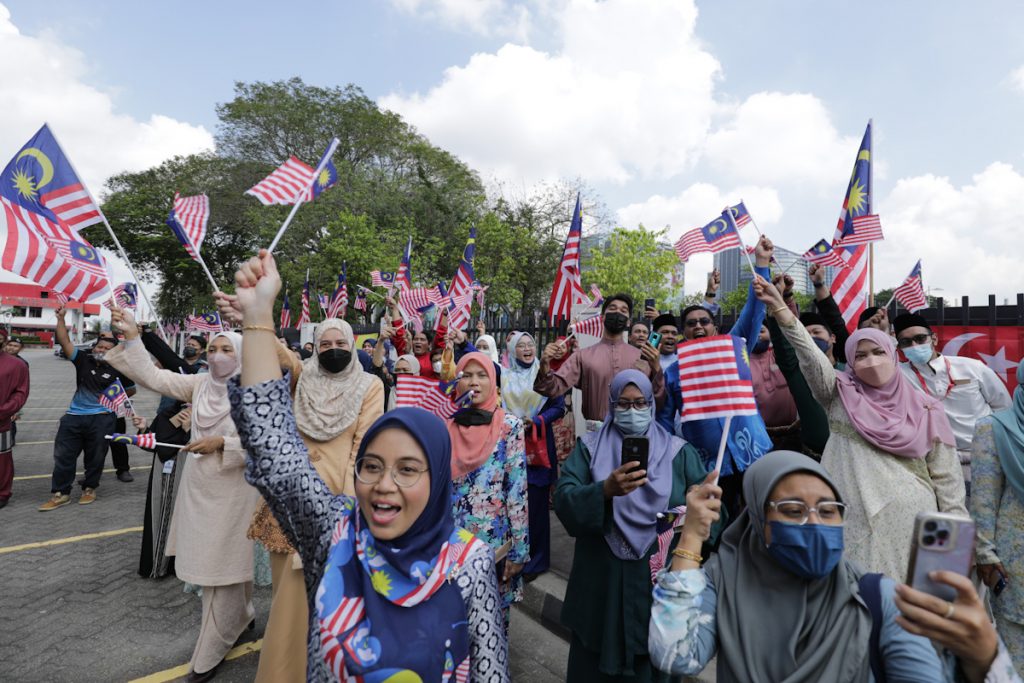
[207, 352, 238, 380]
[432, 361, 442, 373]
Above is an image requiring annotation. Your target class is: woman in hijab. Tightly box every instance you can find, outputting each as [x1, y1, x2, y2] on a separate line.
[107, 310, 260, 683]
[973, 358, 1024, 663]
[247, 318, 384, 683]
[223, 250, 509, 681]
[475, 333, 500, 365]
[448, 351, 529, 627]
[501, 332, 566, 578]
[650, 450, 1014, 682]
[555, 369, 714, 682]
[753, 276, 967, 579]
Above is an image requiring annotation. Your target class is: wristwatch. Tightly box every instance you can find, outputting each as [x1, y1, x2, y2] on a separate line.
[705, 291, 716, 298]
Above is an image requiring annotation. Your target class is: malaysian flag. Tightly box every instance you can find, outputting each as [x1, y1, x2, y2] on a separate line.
[835, 214, 884, 247]
[316, 292, 329, 317]
[103, 282, 137, 310]
[547, 193, 587, 324]
[110, 432, 157, 449]
[370, 270, 397, 288]
[474, 282, 487, 311]
[447, 226, 477, 330]
[0, 124, 110, 301]
[298, 272, 311, 327]
[569, 314, 604, 338]
[396, 236, 413, 291]
[674, 212, 742, 262]
[52, 290, 70, 307]
[892, 260, 928, 312]
[830, 121, 873, 332]
[280, 292, 292, 328]
[328, 263, 348, 318]
[187, 312, 222, 332]
[589, 284, 604, 307]
[727, 202, 752, 228]
[99, 379, 131, 416]
[400, 287, 437, 312]
[166, 193, 210, 261]
[354, 290, 367, 312]
[802, 239, 848, 268]
[395, 376, 465, 419]
[245, 143, 339, 206]
[677, 335, 759, 421]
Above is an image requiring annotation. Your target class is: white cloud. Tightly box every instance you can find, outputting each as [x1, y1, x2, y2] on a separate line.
[381, 0, 721, 185]
[0, 4, 213, 196]
[388, 0, 532, 41]
[1007, 65, 1024, 93]
[703, 92, 858, 190]
[877, 162, 1024, 301]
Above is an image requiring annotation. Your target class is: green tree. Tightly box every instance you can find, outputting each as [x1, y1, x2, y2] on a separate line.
[586, 226, 679, 308]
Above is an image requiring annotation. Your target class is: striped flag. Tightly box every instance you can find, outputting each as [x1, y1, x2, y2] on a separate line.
[395, 375, 464, 419]
[892, 260, 927, 312]
[474, 282, 487, 311]
[589, 284, 604, 307]
[298, 272, 311, 327]
[186, 312, 222, 332]
[677, 335, 759, 422]
[280, 292, 292, 329]
[829, 121, 873, 332]
[674, 212, 742, 262]
[447, 226, 477, 330]
[110, 432, 156, 449]
[328, 263, 348, 318]
[396, 236, 413, 291]
[370, 270, 396, 288]
[166, 193, 210, 261]
[400, 287, 437, 312]
[52, 291, 70, 307]
[801, 239, 848, 268]
[353, 290, 367, 312]
[99, 378, 131, 416]
[727, 202, 752, 228]
[569, 315, 604, 338]
[547, 193, 587, 324]
[245, 151, 338, 206]
[103, 282, 137, 310]
[835, 214, 884, 247]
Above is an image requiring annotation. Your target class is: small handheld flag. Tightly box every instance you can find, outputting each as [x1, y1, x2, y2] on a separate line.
[395, 376, 466, 419]
[801, 239, 848, 268]
[569, 315, 604, 338]
[280, 292, 292, 329]
[265, 138, 340, 254]
[674, 213, 742, 262]
[99, 379, 132, 416]
[370, 270, 397, 288]
[187, 312, 222, 332]
[677, 335, 758, 422]
[891, 260, 928, 312]
[106, 433, 179, 450]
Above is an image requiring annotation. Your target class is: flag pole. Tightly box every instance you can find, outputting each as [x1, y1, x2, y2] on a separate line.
[711, 415, 733, 486]
[737, 200, 764, 238]
[867, 118, 875, 306]
[267, 138, 339, 255]
[727, 211, 759, 277]
[45, 124, 167, 342]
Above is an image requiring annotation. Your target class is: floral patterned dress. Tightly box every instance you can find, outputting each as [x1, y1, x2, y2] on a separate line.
[451, 414, 530, 612]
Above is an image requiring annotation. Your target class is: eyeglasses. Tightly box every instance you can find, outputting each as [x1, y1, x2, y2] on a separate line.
[614, 399, 650, 411]
[896, 333, 932, 349]
[355, 457, 428, 488]
[767, 499, 847, 525]
[685, 317, 713, 328]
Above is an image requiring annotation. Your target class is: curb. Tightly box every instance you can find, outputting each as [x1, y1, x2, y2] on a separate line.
[518, 571, 571, 642]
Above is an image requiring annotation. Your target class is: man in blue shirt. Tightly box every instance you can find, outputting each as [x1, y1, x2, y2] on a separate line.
[39, 307, 135, 510]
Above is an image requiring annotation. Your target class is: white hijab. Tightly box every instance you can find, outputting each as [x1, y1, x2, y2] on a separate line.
[475, 334, 500, 365]
[193, 331, 242, 435]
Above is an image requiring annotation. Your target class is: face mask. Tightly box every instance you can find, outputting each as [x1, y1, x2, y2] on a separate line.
[767, 522, 844, 580]
[603, 312, 629, 335]
[613, 407, 652, 435]
[855, 354, 895, 388]
[207, 353, 238, 380]
[92, 352, 106, 363]
[812, 337, 832, 354]
[183, 347, 199, 359]
[752, 339, 770, 354]
[432, 361, 442, 373]
[318, 348, 352, 374]
[903, 343, 933, 366]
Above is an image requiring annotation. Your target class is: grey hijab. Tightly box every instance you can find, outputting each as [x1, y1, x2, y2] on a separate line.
[703, 451, 872, 683]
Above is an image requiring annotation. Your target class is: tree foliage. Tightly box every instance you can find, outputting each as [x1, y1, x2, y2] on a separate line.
[586, 226, 679, 308]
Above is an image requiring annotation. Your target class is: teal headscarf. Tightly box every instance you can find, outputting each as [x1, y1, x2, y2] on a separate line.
[991, 359, 1024, 503]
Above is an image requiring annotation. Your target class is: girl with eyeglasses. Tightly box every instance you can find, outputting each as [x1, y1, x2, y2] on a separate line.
[223, 251, 509, 681]
[555, 369, 720, 682]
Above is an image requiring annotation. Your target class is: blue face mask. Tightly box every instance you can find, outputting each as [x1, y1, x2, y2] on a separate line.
[752, 339, 770, 354]
[767, 522, 844, 580]
[903, 343, 934, 366]
[812, 337, 831, 354]
[613, 407, 652, 435]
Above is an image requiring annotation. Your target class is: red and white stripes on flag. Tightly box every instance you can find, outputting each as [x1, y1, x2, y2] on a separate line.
[245, 156, 319, 205]
[677, 335, 759, 422]
[831, 246, 868, 332]
[41, 182, 103, 231]
[394, 376, 460, 419]
[835, 214, 884, 247]
[298, 276, 311, 327]
[171, 193, 210, 259]
[892, 260, 928, 312]
[547, 195, 587, 324]
[569, 315, 604, 338]
[400, 287, 436, 312]
[802, 239, 848, 268]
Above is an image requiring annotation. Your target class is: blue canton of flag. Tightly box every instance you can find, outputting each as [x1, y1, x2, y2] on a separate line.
[99, 378, 130, 415]
[187, 312, 222, 332]
[727, 202, 752, 227]
[309, 145, 338, 201]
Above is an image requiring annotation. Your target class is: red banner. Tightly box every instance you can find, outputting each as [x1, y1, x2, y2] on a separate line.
[933, 326, 1023, 394]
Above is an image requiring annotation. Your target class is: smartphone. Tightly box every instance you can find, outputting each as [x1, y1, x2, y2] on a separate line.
[647, 331, 662, 349]
[906, 512, 976, 602]
[644, 298, 656, 311]
[622, 436, 649, 474]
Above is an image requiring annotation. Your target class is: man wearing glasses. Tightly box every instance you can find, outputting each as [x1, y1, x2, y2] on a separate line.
[893, 312, 1010, 489]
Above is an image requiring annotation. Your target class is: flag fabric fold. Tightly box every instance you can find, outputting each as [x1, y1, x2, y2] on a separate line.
[547, 194, 587, 324]
[186, 312, 222, 332]
[802, 239, 848, 268]
[447, 226, 477, 330]
[328, 263, 349, 318]
[892, 260, 928, 312]
[245, 153, 338, 206]
[830, 121, 873, 331]
[674, 212, 742, 263]
[166, 192, 210, 261]
[280, 292, 292, 329]
[677, 335, 759, 422]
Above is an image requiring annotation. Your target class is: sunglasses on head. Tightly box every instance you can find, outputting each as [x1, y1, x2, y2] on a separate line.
[685, 317, 713, 327]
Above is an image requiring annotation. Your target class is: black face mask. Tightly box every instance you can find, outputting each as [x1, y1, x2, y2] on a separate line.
[183, 347, 199, 359]
[318, 348, 352, 374]
[604, 312, 629, 334]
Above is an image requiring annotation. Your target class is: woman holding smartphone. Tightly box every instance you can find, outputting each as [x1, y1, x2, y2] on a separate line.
[555, 369, 715, 682]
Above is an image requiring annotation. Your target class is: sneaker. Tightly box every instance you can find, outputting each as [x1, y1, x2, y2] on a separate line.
[38, 493, 71, 511]
[116, 471, 134, 483]
[78, 488, 97, 505]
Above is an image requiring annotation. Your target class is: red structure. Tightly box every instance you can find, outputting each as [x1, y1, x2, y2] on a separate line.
[0, 282, 101, 345]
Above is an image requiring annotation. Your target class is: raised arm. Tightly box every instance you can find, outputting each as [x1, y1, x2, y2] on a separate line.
[54, 306, 75, 359]
[140, 329, 187, 374]
[808, 264, 850, 363]
[107, 309, 201, 403]
[732, 236, 773, 351]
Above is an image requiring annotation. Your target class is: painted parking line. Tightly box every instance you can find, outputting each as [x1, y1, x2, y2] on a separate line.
[128, 639, 263, 682]
[14, 440, 55, 446]
[0, 526, 143, 555]
[13, 419, 60, 423]
[13, 466, 152, 481]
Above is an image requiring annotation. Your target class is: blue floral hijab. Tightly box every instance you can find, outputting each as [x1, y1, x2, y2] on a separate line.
[315, 408, 483, 681]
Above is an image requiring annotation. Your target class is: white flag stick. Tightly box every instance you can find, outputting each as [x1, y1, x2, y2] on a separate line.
[712, 414, 733, 486]
[267, 138, 339, 255]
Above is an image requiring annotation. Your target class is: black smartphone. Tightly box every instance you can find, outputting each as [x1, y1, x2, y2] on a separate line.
[622, 435, 649, 474]
[647, 331, 662, 349]
[994, 575, 1008, 596]
[644, 298, 656, 311]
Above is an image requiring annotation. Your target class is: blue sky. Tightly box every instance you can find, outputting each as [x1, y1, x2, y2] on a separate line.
[2, 0, 1024, 301]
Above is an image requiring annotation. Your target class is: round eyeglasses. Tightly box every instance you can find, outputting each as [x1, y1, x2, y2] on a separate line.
[767, 499, 847, 525]
[614, 399, 650, 411]
[355, 457, 428, 488]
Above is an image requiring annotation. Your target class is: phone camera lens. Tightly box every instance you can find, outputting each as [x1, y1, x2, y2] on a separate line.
[936, 529, 949, 541]
[924, 521, 938, 532]
[922, 534, 935, 546]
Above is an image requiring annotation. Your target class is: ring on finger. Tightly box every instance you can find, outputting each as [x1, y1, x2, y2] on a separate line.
[943, 602, 955, 619]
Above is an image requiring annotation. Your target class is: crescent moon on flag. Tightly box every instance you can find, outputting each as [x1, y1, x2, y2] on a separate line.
[940, 333, 984, 357]
[16, 148, 54, 190]
[712, 218, 728, 234]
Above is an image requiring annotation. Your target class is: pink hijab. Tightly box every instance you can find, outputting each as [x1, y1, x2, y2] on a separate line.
[836, 328, 955, 459]
[447, 352, 507, 478]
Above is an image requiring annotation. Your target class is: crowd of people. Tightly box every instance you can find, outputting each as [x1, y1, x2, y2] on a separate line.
[1, 235, 1023, 682]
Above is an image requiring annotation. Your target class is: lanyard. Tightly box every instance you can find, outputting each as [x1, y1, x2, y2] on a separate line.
[910, 356, 955, 399]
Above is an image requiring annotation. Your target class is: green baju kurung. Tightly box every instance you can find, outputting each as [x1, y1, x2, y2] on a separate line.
[555, 438, 715, 682]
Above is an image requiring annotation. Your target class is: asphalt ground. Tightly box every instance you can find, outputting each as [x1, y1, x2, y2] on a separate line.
[0, 349, 566, 682]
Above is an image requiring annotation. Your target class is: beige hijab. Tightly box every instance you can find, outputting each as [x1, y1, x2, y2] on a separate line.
[193, 331, 241, 436]
[293, 319, 374, 442]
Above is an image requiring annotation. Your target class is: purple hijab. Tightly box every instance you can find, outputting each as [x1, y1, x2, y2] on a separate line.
[584, 369, 683, 559]
[836, 328, 955, 459]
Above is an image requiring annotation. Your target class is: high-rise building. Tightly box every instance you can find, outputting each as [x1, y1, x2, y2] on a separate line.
[713, 246, 834, 296]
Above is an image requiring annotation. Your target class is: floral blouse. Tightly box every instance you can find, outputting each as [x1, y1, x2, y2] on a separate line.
[451, 414, 530, 608]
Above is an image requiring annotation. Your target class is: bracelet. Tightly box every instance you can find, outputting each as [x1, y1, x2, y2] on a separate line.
[242, 324, 276, 333]
[813, 281, 826, 288]
[672, 548, 703, 564]
[705, 291, 716, 298]
[770, 305, 789, 316]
